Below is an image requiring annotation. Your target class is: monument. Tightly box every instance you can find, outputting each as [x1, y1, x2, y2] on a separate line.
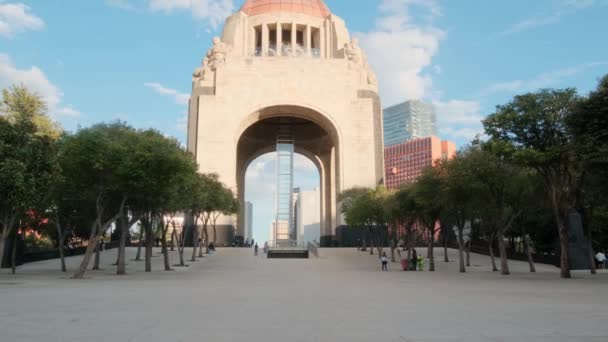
[187, 0, 384, 246]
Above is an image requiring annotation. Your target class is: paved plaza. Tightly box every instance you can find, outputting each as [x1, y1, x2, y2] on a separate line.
[1, 247, 607, 342]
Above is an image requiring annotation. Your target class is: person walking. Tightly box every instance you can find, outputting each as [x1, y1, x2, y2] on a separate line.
[254, 243, 259, 256]
[411, 249, 418, 271]
[381, 252, 388, 271]
[595, 250, 606, 269]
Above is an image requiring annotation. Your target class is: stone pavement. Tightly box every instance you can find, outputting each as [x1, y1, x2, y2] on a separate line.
[1, 247, 607, 342]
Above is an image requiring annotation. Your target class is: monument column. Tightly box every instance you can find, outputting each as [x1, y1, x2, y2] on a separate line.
[262, 24, 269, 56]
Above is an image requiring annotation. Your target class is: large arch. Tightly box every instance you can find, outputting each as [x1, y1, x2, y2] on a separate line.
[235, 105, 341, 246]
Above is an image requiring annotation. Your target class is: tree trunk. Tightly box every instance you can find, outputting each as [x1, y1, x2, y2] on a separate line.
[523, 234, 536, 273]
[145, 221, 153, 272]
[203, 224, 209, 255]
[443, 235, 449, 262]
[191, 224, 199, 262]
[161, 222, 172, 271]
[11, 230, 18, 274]
[587, 226, 596, 275]
[428, 228, 435, 272]
[489, 239, 498, 272]
[555, 213, 571, 278]
[390, 238, 396, 263]
[135, 225, 144, 261]
[465, 240, 471, 267]
[117, 215, 128, 275]
[72, 220, 100, 279]
[170, 229, 176, 251]
[92, 242, 101, 270]
[497, 231, 510, 275]
[175, 223, 186, 267]
[0, 215, 15, 268]
[55, 223, 67, 273]
[457, 227, 465, 273]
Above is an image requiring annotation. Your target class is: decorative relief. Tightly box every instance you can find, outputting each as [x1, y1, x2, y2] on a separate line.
[193, 37, 232, 86]
[344, 38, 377, 85]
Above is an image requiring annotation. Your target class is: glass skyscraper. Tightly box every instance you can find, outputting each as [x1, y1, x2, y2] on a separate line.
[383, 100, 438, 147]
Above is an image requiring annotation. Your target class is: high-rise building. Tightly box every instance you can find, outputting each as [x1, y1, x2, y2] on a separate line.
[271, 220, 290, 246]
[243, 201, 253, 243]
[294, 187, 321, 245]
[383, 100, 438, 147]
[384, 136, 456, 189]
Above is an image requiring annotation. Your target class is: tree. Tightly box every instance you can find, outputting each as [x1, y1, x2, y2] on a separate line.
[442, 154, 478, 273]
[58, 123, 131, 278]
[483, 89, 581, 278]
[411, 166, 445, 272]
[0, 86, 57, 270]
[391, 186, 418, 261]
[567, 75, 608, 274]
[339, 187, 371, 251]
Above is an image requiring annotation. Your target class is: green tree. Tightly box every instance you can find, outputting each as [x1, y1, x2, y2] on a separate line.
[58, 123, 132, 278]
[411, 166, 445, 272]
[0, 86, 56, 271]
[483, 89, 581, 278]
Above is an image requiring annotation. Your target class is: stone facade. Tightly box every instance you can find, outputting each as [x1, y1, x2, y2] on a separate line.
[187, 1, 384, 246]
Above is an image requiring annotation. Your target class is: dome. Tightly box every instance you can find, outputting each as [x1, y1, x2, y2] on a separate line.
[241, 0, 331, 18]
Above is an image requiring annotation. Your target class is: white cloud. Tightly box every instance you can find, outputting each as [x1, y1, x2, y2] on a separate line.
[0, 2, 44, 38]
[479, 62, 608, 97]
[356, 0, 445, 105]
[108, 0, 234, 29]
[0, 53, 80, 118]
[433, 100, 482, 125]
[176, 112, 188, 132]
[501, 0, 604, 35]
[105, 0, 137, 11]
[144, 82, 190, 105]
[440, 127, 483, 141]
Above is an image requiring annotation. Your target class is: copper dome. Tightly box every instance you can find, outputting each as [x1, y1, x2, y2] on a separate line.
[241, 0, 331, 18]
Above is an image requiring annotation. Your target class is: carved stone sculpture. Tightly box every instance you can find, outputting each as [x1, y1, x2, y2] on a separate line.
[207, 36, 231, 70]
[344, 38, 364, 67]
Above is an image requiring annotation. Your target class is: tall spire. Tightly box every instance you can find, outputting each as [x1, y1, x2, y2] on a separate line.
[241, 0, 331, 18]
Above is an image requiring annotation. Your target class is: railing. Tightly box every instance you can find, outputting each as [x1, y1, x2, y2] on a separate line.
[253, 46, 321, 58]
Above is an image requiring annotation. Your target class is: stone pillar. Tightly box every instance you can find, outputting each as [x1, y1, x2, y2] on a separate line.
[291, 22, 297, 56]
[320, 25, 325, 59]
[262, 24, 269, 56]
[277, 23, 282, 56]
[305, 25, 311, 56]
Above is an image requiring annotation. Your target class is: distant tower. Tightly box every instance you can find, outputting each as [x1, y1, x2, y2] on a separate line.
[187, 0, 384, 246]
[383, 100, 438, 147]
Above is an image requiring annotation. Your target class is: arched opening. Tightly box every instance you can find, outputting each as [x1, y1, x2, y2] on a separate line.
[235, 105, 341, 246]
[244, 152, 321, 245]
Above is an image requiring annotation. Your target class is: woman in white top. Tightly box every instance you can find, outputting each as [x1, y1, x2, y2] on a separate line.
[381, 252, 388, 271]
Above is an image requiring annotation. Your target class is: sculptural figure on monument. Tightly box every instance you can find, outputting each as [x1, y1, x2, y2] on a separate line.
[193, 57, 210, 83]
[207, 36, 231, 70]
[345, 37, 364, 68]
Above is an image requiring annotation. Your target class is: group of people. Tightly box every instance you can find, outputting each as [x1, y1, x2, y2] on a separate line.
[379, 248, 425, 272]
[253, 242, 269, 256]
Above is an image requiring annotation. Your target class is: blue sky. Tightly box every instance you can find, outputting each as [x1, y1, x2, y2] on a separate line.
[2, 0, 607, 241]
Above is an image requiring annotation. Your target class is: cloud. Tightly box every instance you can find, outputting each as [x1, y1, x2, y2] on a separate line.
[0, 53, 80, 118]
[144, 82, 189, 105]
[501, 0, 604, 35]
[479, 62, 608, 97]
[104, 0, 137, 11]
[440, 127, 483, 141]
[107, 0, 234, 29]
[176, 112, 188, 132]
[433, 100, 482, 125]
[0, 2, 44, 38]
[356, 0, 445, 105]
